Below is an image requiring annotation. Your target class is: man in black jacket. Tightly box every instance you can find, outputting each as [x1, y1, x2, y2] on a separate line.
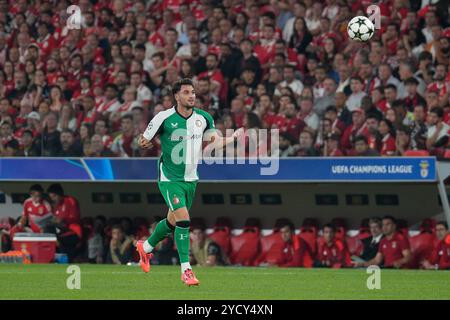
[356, 217, 384, 263]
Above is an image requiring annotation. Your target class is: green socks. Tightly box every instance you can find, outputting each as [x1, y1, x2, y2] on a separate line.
[147, 218, 175, 248]
[146, 218, 191, 265]
[174, 220, 190, 264]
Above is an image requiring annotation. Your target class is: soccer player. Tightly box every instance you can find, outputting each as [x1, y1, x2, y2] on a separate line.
[10, 184, 53, 238]
[136, 78, 243, 286]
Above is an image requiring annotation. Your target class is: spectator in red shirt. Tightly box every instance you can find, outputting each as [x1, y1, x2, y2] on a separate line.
[365, 113, 381, 151]
[341, 109, 370, 153]
[421, 221, 450, 270]
[381, 23, 400, 57]
[314, 223, 351, 268]
[324, 133, 344, 157]
[230, 98, 246, 129]
[360, 216, 412, 269]
[378, 119, 397, 156]
[111, 114, 136, 157]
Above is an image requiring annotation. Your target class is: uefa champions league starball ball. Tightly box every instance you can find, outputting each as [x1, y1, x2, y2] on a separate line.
[347, 16, 375, 42]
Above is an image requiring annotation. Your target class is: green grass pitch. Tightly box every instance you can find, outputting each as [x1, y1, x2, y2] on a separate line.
[0, 264, 449, 300]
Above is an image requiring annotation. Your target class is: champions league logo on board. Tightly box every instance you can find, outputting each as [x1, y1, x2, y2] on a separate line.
[419, 160, 429, 178]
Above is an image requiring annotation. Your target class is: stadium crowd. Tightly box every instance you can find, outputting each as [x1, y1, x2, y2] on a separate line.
[0, 0, 448, 158]
[0, 183, 449, 269]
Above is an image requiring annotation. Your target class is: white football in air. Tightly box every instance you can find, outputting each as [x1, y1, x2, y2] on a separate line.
[347, 16, 375, 42]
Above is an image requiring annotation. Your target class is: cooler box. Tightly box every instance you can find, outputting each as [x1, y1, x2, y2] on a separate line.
[13, 233, 57, 263]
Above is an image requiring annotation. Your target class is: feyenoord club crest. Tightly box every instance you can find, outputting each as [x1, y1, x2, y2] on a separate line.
[196, 119, 202, 127]
[39, 207, 43, 214]
[419, 160, 429, 178]
[392, 242, 397, 249]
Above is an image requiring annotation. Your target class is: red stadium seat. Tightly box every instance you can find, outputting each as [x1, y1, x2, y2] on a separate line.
[404, 150, 430, 156]
[257, 231, 285, 265]
[298, 228, 318, 255]
[209, 226, 231, 256]
[297, 226, 319, 267]
[335, 226, 347, 241]
[230, 227, 260, 266]
[135, 225, 150, 240]
[409, 232, 435, 268]
[396, 219, 409, 239]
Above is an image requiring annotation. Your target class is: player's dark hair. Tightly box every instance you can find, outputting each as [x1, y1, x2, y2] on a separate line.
[172, 78, 194, 96]
[29, 184, 44, 193]
[437, 221, 448, 229]
[382, 215, 397, 225]
[47, 183, 64, 197]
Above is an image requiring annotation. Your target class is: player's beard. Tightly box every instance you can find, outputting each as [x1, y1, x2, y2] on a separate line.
[181, 98, 195, 109]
